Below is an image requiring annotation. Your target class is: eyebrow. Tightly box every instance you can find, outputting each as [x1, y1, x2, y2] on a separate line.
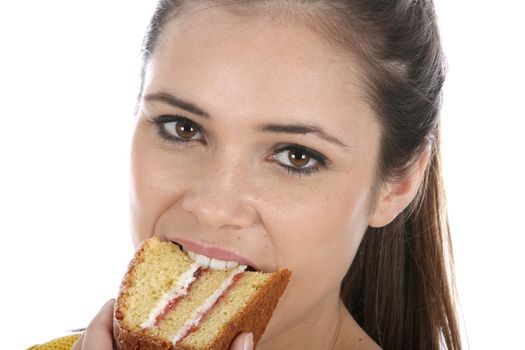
[144, 91, 349, 149]
[144, 92, 210, 118]
[257, 123, 349, 149]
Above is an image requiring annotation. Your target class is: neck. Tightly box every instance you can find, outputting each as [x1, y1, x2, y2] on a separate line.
[257, 291, 344, 350]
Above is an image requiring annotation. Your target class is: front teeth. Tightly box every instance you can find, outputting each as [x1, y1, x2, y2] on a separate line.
[184, 248, 245, 271]
[209, 258, 228, 270]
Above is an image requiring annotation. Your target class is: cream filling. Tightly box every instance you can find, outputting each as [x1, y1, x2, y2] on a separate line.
[172, 265, 247, 344]
[141, 263, 201, 329]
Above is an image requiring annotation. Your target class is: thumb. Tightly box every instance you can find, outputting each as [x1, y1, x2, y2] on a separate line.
[79, 299, 115, 349]
[230, 332, 253, 350]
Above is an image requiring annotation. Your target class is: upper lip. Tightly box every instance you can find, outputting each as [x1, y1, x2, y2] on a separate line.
[170, 237, 260, 271]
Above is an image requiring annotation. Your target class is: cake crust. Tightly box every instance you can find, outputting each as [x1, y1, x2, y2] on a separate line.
[114, 319, 172, 350]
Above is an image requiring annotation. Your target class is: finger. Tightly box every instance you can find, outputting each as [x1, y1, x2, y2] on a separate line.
[80, 299, 116, 349]
[230, 332, 253, 350]
[71, 333, 85, 350]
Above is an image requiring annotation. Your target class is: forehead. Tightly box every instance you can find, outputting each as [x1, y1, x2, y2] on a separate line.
[144, 5, 376, 137]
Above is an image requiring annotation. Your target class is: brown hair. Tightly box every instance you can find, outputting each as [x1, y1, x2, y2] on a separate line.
[139, 1, 461, 349]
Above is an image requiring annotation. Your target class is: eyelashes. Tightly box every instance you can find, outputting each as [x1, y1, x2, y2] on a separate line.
[150, 115, 206, 145]
[148, 114, 329, 177]
[272, 144, 327, 176]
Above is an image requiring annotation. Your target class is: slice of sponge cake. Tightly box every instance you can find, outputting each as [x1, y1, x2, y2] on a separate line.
[114, 237, 291, 350]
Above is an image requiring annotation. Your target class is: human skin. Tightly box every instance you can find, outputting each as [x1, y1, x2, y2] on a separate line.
[75, 4, 428, 350]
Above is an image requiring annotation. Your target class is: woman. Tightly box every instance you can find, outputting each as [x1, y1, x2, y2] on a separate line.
[39, 0, 461, 349]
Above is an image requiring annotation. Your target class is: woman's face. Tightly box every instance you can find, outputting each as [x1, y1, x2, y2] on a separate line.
[131, 5, 381, 341]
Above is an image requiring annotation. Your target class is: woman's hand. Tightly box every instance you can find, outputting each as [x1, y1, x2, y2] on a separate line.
[229, 332, 254, 350]
[71, 299, 254, 350]
[71, 299, 115, 350]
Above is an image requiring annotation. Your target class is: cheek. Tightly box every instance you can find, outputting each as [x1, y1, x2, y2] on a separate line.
[130, 123, 158, 246]
[256, 175, 373, 331]
[261, 174, 372, 284]
[130, 121, 197, 246]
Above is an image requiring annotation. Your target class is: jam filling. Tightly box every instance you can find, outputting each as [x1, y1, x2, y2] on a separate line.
[174, 271, 246, 344]
[152, 267, 205, 327]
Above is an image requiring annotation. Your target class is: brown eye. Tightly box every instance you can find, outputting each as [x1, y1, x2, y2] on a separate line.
[288, 149, 310, 167]
[154, 115, 204, 144]
[176, 120, 198, 139]
[273, 146, 320, 171]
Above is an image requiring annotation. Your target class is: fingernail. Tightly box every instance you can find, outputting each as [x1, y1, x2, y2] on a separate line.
[242, 333, 253, 350]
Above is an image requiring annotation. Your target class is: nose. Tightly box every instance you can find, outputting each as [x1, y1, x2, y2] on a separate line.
[181, 157, 260, 231]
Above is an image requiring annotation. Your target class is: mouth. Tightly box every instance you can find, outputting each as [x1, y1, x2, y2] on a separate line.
[171, 241, 258, 272]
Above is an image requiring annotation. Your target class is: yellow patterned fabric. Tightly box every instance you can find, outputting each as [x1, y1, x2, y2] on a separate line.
[27, 334, 82, 350]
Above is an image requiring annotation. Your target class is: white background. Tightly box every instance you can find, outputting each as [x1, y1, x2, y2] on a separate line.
[0, 1, 523, 349]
